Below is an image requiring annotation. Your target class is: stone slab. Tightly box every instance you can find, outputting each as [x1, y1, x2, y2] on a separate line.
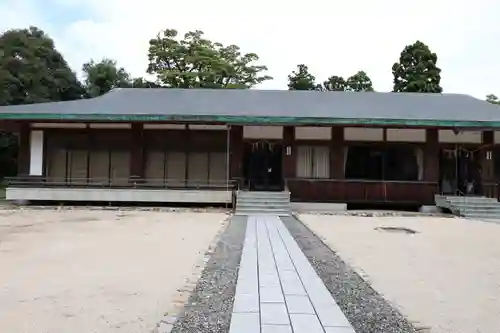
[230, 214, 356, 333]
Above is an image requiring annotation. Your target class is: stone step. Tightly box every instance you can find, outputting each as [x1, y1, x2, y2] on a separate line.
[447, 201, 499, 208]
[457, 206, 500, 212]
[237, 203, 290, 209]
[445, 196, 498, 203]
[237, 197, 291, 203]
[237, 202, 290, 207]
[460, 213, 500, 219]
[234, 207, 290, 211]
[456, 207, 500, 213]
[235, 191, 291, 215]
[236, 195, 290, 201]
[441, 195, 500, 219]
[463, 212, 500, 219]
[234, 210, 291, 216]
[235, 207, 290, 212]
[456, 206, 500, 212]
[448, 200, 499, 206]
[237, 191, 290, 199]
[450, 202, 500, 208]
[236, 202, 290, 209]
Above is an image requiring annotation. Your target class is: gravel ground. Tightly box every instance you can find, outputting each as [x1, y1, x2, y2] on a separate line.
[0, 209, 226, 333]
[169, 215, 247, 333]
[281, 215, 418, 333]
[0, 205, 230, 213]
[301, 214, 500, 333]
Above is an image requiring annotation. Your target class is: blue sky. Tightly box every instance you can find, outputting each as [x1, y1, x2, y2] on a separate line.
[35, 0, 93, 26]
[1, 0, 499, 99]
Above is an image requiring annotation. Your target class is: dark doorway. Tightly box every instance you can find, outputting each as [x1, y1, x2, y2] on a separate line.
[345, 145, 420, 181]
[439, 146, 482, 195]
[243, 141, 283, 191]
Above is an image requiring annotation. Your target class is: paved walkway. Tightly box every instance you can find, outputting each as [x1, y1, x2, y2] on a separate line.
[229, 215, 356, 333]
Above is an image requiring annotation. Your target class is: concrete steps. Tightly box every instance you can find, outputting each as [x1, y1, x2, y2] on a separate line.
[446, 197, 498, 204]
[437, 195, 500, 219]
[235, 191, 291, 216]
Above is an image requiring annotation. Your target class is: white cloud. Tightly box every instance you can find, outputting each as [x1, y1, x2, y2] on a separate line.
[1, 0, 499, 99]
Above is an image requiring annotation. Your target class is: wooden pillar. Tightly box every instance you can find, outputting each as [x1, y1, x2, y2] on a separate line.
[85, 126, 91, 182]
[129, 123, 144, 182]
[330, 127, 345, 179]
[423, 128, 439, 182]
[481, 130, 495, 183]
[282, 126, 295, 179]
[17, 122, 30, 176]
[184, 126, 191, 185]
[229, 125, 243, 180]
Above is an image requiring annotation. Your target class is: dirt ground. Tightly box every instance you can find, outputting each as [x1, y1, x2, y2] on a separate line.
[0, 208, 227, 333]
[300, 214, 500, 333]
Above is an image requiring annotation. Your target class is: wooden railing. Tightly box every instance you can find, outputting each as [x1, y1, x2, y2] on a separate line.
[5, 176, 236, 191]
[285, 178, 439, 204]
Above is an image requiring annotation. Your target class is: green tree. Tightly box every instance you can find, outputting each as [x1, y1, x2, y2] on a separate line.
[147, 29, 272, 89]
[322, 75, 346, 91]
[82, 58, 163, 97]
[392, 40, 442, 93]
[0, 26, 83, 106]
[82, 58, 132, 97]
[320, 71, 374, 92]
[0, 26, 83, 179]
[346, 71, 374, 91]
[288, 64, 320, 90]
[131, 77, 162, 88]
[486, 94, 500, 105]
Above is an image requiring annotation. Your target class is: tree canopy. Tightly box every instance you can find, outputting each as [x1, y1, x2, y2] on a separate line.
[130, 77, 162, 88]
[486, 94, 500, 105]
[322, 72, 374, 92]
[0, 26, 83, 179]
[392, 40, 442, 93]
[147, 29, 272, 89]
[287, 64, 319, 90]
[82, 59, 162, 97]
[322, 76, 346, 91]
[0, 26, 83, 106]
[82, 58, 132, 97]
[346, 71, 374, 92]
[288, 65, 374, 92]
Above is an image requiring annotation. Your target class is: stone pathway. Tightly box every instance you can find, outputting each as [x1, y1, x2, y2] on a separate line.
[229, 215, 356, 333]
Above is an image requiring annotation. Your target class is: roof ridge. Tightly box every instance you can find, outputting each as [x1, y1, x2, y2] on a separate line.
[101, 87, 477, 98]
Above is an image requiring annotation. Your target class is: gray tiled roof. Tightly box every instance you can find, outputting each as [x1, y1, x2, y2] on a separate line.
[0, 88, 499, 126]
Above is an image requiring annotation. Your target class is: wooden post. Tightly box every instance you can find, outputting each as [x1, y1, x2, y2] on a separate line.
[481, 130, 495, 196]
[282, 126, 295, 179]
[423, 128, 439, 182]
[229, 126, 243, 180]
[85, 125, 91, 182]
[17, 122, 30, 176]
[184, 126, 190, 186]
[330, 127, 345, 179]
[129, 123, 144, 183]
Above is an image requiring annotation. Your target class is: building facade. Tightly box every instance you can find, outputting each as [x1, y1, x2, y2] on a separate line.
[1, 89, 500, 206]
